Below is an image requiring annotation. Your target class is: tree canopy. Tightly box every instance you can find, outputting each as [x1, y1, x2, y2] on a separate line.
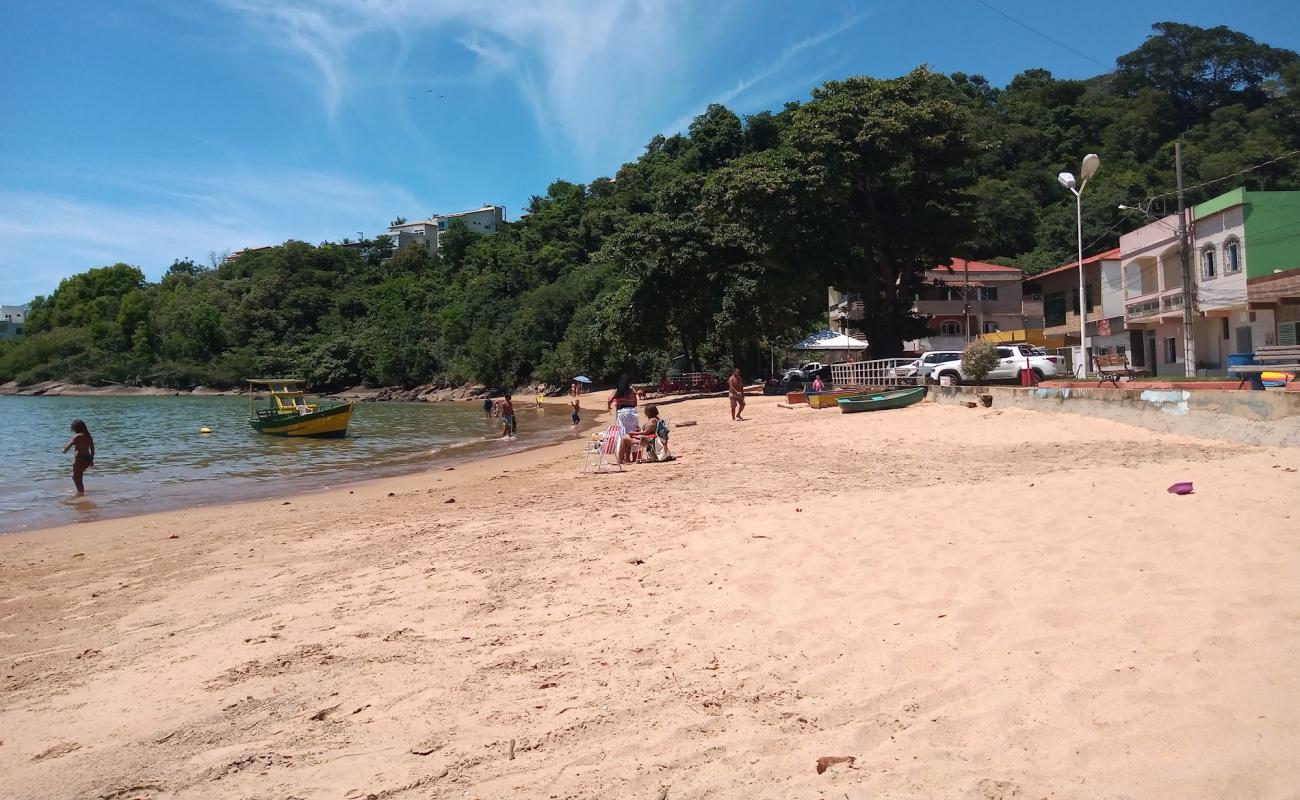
[3, 22, 1298, 387]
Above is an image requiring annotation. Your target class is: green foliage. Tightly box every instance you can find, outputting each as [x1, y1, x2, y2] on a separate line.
[961, 340, 1000, 382]
[4, 22, 1298, 387]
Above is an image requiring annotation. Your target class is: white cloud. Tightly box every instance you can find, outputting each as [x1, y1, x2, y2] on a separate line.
[0, 168, 424, 301]
[212, 0, 697, 169]
[660, 12, 868, 138]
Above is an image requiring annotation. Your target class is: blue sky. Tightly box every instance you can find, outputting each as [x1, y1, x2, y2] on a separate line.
[2, 0, 1297, 302]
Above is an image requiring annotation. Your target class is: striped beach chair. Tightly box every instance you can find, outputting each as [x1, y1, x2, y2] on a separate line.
[582, 425, 624, 474]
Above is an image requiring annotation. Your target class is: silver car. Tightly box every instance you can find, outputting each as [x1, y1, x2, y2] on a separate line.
[889, 351, 964, 382]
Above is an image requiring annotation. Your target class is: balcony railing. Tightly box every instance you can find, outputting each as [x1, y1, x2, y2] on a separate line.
[830, 294, 865, 321]
[1126, 299, 1161, 319]
[1126, 288, 1187, 320]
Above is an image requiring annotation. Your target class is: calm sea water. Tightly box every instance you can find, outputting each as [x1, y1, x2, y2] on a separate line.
[0, 395, 579, 533]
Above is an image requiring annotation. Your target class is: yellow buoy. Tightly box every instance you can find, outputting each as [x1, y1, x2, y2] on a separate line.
[199, 427, 212, 434]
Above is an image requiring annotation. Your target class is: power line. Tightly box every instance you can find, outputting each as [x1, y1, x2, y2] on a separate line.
[1147, 149, 1300, 201]
[970, 0, 1111, 70]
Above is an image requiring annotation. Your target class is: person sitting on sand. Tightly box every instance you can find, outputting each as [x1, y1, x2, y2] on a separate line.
[62, 419, 95, 495]
[500, 393, 516, 439]
[619, 404, 662, 464]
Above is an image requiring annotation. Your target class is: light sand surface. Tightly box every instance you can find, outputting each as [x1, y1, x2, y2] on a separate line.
[3, 395, 1299, 799]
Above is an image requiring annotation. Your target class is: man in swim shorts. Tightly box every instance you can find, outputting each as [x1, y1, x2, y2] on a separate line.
[728, 367, 746, 421]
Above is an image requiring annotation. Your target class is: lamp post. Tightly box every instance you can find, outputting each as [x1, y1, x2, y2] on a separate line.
[1057, 154, 1100, 378]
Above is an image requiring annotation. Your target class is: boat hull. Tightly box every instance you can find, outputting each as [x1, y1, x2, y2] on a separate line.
[807, 389, 867, 409]
[249, 402, 353, 437]
[836, 387, 926, 413]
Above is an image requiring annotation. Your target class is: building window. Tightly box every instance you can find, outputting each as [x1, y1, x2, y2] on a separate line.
[438, 220, 448, 231]
[1221, 318, 1230, 340]
[1225, 239, 1241, 273]
[940, 320, 962, 336]
[1044, 292, 1067, 327]
[1070, 284, 1096, 314]
[1202, 247, 1216, 279]
[1164, 337, 1177, 364]
[982, 321, 1000, 334]
[980, 286, 999, 301]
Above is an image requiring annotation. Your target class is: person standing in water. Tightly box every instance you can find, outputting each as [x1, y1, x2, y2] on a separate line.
[62, 419, 95, 495]
[500, 393, 517, 439]
[728, 367, 747, 421]
[569, 381, 582, 430]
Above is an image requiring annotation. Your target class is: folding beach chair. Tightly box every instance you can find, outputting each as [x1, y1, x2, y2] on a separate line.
[631, 418, 672, 463]
[582, 424, 624, 474]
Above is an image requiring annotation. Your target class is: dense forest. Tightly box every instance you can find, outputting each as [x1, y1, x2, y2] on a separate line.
[4, 22, 1299, 390]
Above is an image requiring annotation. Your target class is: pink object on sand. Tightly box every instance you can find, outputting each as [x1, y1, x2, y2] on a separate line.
[1167, 482, 1194, 495]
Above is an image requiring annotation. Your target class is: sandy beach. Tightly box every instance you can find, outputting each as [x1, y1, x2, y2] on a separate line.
[2, 394, 1298, 799]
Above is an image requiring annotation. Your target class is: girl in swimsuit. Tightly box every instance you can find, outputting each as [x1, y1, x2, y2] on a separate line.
[569, 381, 581, 429]
[63, 419, 95, 495]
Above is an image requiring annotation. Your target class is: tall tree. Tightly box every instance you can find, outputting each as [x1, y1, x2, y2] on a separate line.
[784, 68, 978, 355]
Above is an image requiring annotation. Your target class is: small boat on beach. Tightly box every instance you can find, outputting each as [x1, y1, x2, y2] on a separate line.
[836, 387, 926, 414]
[246, 379, 353, 438]
[807, 388, 869, 409]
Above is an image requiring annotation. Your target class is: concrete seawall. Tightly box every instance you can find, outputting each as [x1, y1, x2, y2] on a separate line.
[934, 385, 1300, 447]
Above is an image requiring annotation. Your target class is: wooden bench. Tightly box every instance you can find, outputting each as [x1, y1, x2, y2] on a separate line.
[1093, 353, 1147, 386]
[1227, 346, 1300, 389]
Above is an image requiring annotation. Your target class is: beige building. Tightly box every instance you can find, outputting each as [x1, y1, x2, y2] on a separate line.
[388, 205, 506, 256]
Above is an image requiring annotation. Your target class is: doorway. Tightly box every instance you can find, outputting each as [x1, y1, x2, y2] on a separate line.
[1145, 331, 1158, 377]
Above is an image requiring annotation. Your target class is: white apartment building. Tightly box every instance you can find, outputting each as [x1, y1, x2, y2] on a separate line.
[0, 304, 26, 340]
[387, 205, 506, 256]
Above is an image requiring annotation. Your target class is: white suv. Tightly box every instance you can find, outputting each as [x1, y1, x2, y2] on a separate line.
[889, 351, 964, 383]
[930, 345, 1062, 385]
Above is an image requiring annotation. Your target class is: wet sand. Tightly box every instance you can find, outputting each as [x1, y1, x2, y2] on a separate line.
[2, 395, 1298, 799]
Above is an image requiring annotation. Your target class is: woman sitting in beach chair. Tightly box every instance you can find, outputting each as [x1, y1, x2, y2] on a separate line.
[624, 405, 673, 463]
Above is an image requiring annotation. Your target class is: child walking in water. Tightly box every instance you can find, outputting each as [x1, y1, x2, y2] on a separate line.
[569, 381, 582, 430]
[62, 419, 95, 495]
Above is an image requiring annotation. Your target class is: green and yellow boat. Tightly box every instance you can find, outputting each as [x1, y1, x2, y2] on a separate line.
[247, 379, 353, 438]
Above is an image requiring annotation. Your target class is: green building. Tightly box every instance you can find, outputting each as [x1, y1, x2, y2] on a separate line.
[1191, 188, 1300, 358]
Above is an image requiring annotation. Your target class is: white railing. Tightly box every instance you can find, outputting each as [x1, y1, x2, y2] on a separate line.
[830, 358, 916, 388]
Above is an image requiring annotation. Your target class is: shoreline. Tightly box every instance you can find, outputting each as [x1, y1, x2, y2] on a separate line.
[2, 379, 546, 401]
[0, 396, 608, 537]
[0, 405, 608, 547]
[5, 395, 1297, 798]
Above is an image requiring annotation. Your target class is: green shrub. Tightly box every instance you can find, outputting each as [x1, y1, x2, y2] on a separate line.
[961, 339, 1000, 382]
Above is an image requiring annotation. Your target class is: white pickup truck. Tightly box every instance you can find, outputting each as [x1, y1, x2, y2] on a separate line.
[929, 345, 1062, 385]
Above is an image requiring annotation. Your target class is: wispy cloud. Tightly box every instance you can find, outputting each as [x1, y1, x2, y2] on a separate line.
[660, 12, 868, 137]
[212, 0, 697, 169]
[716, 13, 868, 107]
[0, 168, 424, 301]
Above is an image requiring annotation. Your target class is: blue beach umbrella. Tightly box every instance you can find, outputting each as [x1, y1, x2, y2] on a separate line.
[573, 375, 593, 384]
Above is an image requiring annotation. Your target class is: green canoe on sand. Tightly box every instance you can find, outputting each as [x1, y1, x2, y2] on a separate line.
[836, 387, 926, 413]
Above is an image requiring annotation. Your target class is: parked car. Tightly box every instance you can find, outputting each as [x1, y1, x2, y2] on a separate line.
[929, 345, 1061, 385]
[889, 350, 963, 383]
[780, 363, 833, 386]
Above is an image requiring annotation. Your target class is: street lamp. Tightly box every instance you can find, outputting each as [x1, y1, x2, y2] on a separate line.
[1057, 153, 1100, 378]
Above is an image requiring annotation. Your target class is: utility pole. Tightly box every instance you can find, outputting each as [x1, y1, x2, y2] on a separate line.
[1176, 141, 1196, 377]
